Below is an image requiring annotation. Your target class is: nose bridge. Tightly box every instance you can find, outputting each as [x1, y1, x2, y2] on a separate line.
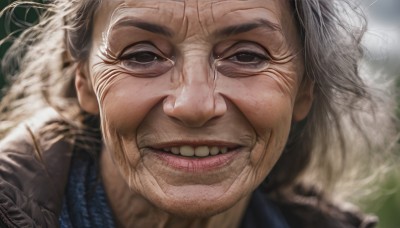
[163, 53, 226, 127]
[182, 52, 212, 85]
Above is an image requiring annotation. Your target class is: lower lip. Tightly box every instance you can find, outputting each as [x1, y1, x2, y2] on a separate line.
[151, 149, 241, 172]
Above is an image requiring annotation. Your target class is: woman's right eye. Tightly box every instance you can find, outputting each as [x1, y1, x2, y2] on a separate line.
[121, 51, 164, 64]
[117, 45, 174, 77]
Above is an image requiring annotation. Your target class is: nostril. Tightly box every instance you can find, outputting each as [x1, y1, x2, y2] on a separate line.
[163, 100, 218, 127]
[162, 86, 227, 127]
[163, 96, 176, 116]
[170, 105, 216, 127]
[214, 94, 227, 116]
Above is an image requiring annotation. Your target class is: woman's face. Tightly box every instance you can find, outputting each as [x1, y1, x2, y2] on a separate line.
[76, 0, 313, 216]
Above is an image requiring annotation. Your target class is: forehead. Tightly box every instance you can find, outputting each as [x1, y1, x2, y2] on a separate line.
[97, 0, 287, 16]
[93, 0, 292, 39]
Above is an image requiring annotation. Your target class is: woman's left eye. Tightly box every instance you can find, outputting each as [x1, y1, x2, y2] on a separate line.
[227, 52, 267, 64]
[214, 47, 270, 77]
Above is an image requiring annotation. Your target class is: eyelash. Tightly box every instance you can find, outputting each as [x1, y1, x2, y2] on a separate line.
[225, 51, 268, 64]
[115, 41, 270, 79]
[215, 41, 270, 65]
[120, 51, 267, 65]
[120, 51, 166, 63]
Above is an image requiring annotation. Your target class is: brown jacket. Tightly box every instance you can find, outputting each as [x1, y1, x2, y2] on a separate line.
[0, 110, 377, 228]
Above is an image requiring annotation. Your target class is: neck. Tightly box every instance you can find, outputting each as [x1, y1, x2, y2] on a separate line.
[100, 148, 250, 228]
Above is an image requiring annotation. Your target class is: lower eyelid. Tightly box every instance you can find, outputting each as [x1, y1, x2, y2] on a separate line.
[121, 59, 174, 72]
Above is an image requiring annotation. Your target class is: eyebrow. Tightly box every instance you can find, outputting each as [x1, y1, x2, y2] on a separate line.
[112, 19, 174, 37]
[111, 18, 280, 39]
[213, 19, 281, 38]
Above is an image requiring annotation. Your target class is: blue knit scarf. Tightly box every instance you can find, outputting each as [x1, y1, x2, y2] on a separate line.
[59, 150, 115, 228]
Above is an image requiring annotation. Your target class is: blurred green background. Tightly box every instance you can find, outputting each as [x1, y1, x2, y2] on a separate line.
[361, 1, 400, 225]
[0, 0, 399, 227]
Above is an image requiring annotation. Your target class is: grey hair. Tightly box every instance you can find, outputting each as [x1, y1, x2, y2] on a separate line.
[0, 0, 396, 199]
[270, 0, 370, 188]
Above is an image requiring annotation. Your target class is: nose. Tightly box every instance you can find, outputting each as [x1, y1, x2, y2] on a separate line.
[163, 59, 227, 127]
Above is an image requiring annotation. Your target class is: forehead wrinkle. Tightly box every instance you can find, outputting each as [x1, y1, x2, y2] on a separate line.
[211, 1, 279, 18]
[195, 0, 211, 38]
[105, 1, 190, 39]
[210, 1, 216, 24]
[208, 1, 286, 36]
[213, 19, 282, 38]
[111, 19, 174, 37]
[107, 3, 158, 29]
[176, 0, 189, 39]
[101, 4, 144, 50]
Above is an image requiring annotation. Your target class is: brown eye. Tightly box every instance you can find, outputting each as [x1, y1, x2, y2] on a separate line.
[122, 51, 163, 64]
[228, 52, 267, 64]
[215, 49, 270, 78]
[118, 48, 175, 78]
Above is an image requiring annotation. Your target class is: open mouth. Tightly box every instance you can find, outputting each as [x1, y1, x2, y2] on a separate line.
[146, 143, 244, 172]
[149, 144, 241, 158]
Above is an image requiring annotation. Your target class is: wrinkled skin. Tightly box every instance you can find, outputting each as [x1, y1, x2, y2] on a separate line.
[75, 0, 313, 227]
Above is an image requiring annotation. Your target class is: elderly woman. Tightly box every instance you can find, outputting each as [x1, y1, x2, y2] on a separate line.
[0, 0, 393, 227]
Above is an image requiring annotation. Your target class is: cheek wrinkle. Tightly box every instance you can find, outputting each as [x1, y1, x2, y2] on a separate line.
[91, 63, 126, 104]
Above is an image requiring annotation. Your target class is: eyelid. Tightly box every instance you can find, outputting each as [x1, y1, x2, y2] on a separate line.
[215, 41, 270, 60]
[211, 41, 271, 79]
[226, 52, 268, 62]
[117, 42, 175, 77]
[119, 41, 166, 59]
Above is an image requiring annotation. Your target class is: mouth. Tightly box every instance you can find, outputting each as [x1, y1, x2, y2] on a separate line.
[153, 145, 239, 157]
[144, 142, 245, 172]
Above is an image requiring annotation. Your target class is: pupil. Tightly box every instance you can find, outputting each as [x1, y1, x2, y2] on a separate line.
[136, 53, 157, 62]
[237, 53, 256, 62]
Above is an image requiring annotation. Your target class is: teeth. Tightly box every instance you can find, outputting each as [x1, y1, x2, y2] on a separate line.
[161, 146, 230, 157]
[194, 146, 209, 157]
[171, 147, 179, 155]
[180, 146, 195, 157]
[221, 147, 228, 154]
[210, 146, 219, 155]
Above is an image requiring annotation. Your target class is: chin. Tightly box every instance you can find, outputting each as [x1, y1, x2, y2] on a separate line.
[140, 184, 249, 218]
[154, 197, 238, 218]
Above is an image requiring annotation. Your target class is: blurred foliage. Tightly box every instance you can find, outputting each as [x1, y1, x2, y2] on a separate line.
[0, 0, 42, 92]
[363, 171, 400, 228]
[361, 59, 400, 228]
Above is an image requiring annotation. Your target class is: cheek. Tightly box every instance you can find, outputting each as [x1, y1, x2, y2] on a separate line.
[217, 71, 297, 174]
[93, 71, 169, 134]
[217, 72, 296, 137]
[91, 67, 170, 170]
